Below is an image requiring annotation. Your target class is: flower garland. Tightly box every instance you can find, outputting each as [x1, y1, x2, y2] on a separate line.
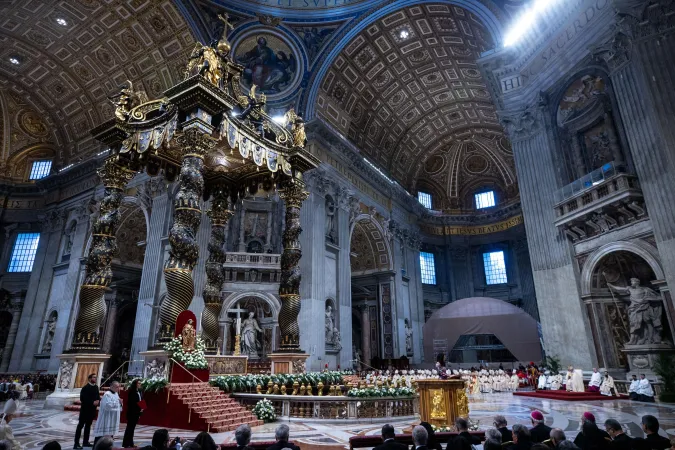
[347, 387, 416, 398]
[164, 336, 208, 369]
[210, 371, 349, 393]
[252, 398, 276, 423]
[125, 377, 169, 393]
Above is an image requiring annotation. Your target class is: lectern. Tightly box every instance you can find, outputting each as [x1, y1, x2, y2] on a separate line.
[417, 379, 469, 427]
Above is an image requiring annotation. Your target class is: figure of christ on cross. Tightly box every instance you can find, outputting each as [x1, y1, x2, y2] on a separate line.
[227, 302, 249, 356]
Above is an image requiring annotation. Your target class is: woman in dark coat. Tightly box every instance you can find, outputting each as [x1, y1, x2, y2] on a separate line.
[123, 379, 143, 448]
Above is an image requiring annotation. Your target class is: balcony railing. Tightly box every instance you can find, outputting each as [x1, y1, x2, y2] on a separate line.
[553, 164, 645, 242]
[224, 252, 281, 268]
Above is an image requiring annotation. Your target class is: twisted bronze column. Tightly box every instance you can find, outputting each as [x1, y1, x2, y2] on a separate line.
[72, 159, 135, 351]
[201, 183, 233, 352]
[158, 128, 215, 342]
[278, 179, 309, 351]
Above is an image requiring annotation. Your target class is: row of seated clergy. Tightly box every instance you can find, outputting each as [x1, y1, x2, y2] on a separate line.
[628, 374, 655, 402]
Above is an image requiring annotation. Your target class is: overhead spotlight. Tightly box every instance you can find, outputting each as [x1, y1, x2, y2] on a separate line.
[9, 57, 20, 65]
[56, 18, 68, 26]
[399, 29, 410, 39]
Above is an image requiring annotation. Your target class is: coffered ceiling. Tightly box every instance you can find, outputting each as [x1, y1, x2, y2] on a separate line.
[315, 4, 518, 210]
[0, 0, 196, 168]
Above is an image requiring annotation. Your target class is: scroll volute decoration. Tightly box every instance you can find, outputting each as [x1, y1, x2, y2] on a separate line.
[79, 16, 318, 353]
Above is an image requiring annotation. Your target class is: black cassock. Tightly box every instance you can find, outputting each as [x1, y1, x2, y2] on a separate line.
[79, 383, 100, 420]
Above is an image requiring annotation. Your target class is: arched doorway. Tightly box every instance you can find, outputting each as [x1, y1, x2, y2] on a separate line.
[350, 214, 394, 369]
[582, 244, 674, 370]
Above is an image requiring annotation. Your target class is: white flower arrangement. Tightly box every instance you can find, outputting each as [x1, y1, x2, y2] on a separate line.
[164, 336, 208, 369]
[346, 386, 416, 398]
[252, 398, 276, 423]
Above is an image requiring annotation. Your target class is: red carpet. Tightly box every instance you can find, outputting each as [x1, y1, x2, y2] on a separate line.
[513, 390, 629, 401]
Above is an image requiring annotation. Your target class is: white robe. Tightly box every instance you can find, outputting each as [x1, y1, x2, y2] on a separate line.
[537, 375, 547, 389]
[600, 376, 616, 396]
[550, 374, 562, 390]
[628, 379, 639, 394]
[589, 372, 602, 388]
[511, 375, 519, 391]
[637, 379, 654, 397]
[0, 419, 21, 450]
[572, 370, 585, 392]
[93, 391, 121, 438]
[565, 371, 574, 391]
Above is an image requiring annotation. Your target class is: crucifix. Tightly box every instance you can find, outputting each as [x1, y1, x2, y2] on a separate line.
[227, 302, 248, 356]
[217, 13, 234, 39]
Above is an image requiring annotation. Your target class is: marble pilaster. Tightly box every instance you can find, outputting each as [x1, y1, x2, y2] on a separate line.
[336, 195, 352, 368]
[9, 210, 66, 372]
[0, 294, 24, 372]
[501, 107, 595, 367]
[129, 186, 170, 375]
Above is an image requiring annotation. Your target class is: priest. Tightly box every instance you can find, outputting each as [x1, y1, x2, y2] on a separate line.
[637, 374, 655, 402]
[571, 367, 585, 392]
[588, 368, 602, 392]
[93, 381, 122, 445]
[600, 370, 617, 396]
[627, 374, 639, 400]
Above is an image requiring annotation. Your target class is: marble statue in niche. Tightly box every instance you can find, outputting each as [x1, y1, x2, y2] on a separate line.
[405, 318, 413, 355]
[43, 315, 57, 353]
[325, 196, 336, 243]
[331, 327, 342, 350]
[59, 361, 74, 390]
[62, 223, 76, 259]
[241, 311, 263, 358]
[325, 304, 335, 344]
[606, 276, 665, 345]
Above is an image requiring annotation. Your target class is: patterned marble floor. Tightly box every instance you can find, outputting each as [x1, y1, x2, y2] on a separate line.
[7, 393, 674, 450]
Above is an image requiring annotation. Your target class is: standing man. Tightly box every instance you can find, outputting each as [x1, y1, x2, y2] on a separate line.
[75, 373, 100, 449]
[93, 381, 122, 446]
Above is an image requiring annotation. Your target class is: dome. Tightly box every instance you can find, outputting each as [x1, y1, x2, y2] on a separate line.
[423, 297, 542, 363]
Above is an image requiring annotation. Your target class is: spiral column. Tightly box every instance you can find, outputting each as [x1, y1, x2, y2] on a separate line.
[72, 158, 135, 351]
[201, 182, 233, 353]
[278, 178, 309, 351]
[158, 128, 215, 342]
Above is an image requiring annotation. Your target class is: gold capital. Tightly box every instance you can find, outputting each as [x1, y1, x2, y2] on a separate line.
[97, 159, 136, 190]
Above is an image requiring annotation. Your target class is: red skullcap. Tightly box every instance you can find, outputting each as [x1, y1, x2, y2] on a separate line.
[583, 412, 596, 422]
[531, 410, 544, 421]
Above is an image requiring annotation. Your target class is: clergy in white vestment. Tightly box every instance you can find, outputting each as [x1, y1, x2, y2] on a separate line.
[93, 381, 122, 440]
[511, 373, 519, 391]
[572, 368, 585, 392]
[600, 370, 616, 396]
[637, 374, 655, 402]
[550, 374, 562, 390]
[537, 371, 548, 390]
[0, 399, 21, 450]
[565, 367, 574, 391]
[588, 368, 602, 392]
[628, 374, 639, 400]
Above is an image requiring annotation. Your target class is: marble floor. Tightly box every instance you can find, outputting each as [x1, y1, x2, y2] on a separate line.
[7, 393, 674, 450]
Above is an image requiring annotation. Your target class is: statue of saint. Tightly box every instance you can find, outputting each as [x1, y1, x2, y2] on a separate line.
[181, 319, 196, 351]
[325, 305, 334, 344]
[241, 312, 262, 357]
[405, 319, 413, 355]
[43, 319, 56, 353]
[606, 277, 664, 345]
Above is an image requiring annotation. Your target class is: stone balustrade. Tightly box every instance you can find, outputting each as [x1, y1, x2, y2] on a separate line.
[553, 172, 646, 242]
[224, 252, 281, 268]
[233, 393, 418, 420]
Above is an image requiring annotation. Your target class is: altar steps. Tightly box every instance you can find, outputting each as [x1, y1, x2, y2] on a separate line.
[170, 383, 262, 432]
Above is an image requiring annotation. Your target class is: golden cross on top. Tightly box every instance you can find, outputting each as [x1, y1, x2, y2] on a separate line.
[218, 13, 234, 36]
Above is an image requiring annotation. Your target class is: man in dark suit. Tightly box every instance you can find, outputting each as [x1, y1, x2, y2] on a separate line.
[454, 417, 481, 446]
[529, 410, 552, 444]
[574, 412, 610, 450]
[266, 424, 301, 450]
[507, 424, 533, 450]
[74, 374, 100, 449]
[494, 415, 513, 443]
[632, 415, 671, 450]
[374, 424, 407, 450]
[412, 425, 428, 450]
[603, 419, 632, 450]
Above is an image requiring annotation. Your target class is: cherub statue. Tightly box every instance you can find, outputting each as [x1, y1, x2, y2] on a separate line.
[109, 80, 148, 122]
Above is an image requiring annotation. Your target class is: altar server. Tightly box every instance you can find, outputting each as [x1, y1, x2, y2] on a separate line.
[0, 399, 21, 450]
[637, 374, 655, 402]
[627, 375, 639, 400]
[93, 381, 122, 444]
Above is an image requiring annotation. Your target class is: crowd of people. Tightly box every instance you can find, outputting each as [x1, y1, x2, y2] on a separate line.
[0, 374, 57, 401]
[393, 410, 674, 450]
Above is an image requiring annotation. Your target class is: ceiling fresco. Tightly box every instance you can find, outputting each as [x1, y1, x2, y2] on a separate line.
[314, 4, 517, 210]
[0, 0, 196, 167]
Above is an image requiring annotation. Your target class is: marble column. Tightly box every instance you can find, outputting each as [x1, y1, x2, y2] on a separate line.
[129, 180, 170, 375]
[336, 189, 352, 368]
[9, 210, 67, 372]
[102, 297, 120, 355]
[0, 294, 25, 372]
[360, 305, 371, 366]
[188, 207, 211, 324]
[501, 106, 595, 367]
[297, 177, 324, 370]
[597, 27, 675, 322]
